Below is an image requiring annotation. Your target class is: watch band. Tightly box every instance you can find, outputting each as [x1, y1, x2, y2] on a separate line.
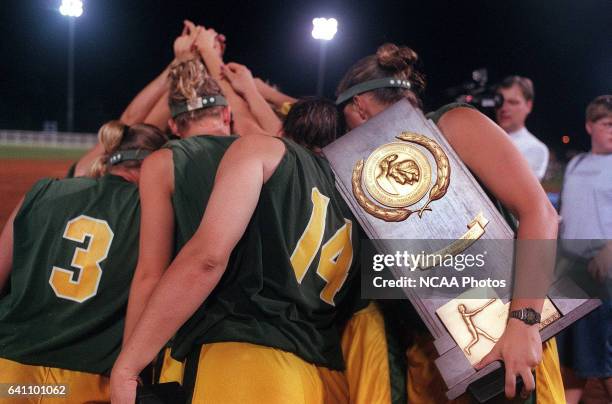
[509, 308, 541, 325]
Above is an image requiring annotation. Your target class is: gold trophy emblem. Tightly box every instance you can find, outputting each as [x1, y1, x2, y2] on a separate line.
[353, 132, 450, 222]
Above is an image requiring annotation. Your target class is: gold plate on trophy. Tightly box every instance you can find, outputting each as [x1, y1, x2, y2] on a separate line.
[351, 132, 451, 222]
[363, 142, 432, 208]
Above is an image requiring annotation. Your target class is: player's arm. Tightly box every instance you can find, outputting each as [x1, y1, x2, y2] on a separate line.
[143, 91, 170, 131]
[194, 27, 268, 137]
[222, 62, 282, 135]
[119, 64, 172, 126]
[254, 78, 297, 113]
[111, 136, 285, 404]
[73, 23, 197, 177]
[137, 21, 205, 132]
[73, 66, 172, 177]
[0, 197, 24, 292]
[437, 107, 558, 399]
[71, 66, 172, 178]
[122, 149, 175, 344]
[120, 20, 199, 127]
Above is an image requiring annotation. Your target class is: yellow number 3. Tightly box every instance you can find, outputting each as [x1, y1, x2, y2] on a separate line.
[49, 215, 114, 303]
[290, 188, 353, 306]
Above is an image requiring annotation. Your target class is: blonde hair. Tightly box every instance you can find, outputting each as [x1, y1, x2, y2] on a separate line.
[336, 43, 426, 108]
[169, 59, 225, 132]
[89, 121, 167, 177]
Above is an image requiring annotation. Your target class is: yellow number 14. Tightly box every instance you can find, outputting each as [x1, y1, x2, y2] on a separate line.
[290, 188, 353, 306]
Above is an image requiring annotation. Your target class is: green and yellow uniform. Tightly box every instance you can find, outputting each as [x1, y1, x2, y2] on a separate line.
[0, 174, 141, 403]
[170, 138, 361, 403]
[156, 134, 237, 385]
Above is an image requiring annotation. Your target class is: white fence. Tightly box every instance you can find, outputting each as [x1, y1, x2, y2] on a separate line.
[0, 130, 97, 149]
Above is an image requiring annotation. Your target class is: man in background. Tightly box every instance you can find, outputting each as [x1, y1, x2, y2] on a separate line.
[496, 75, 549, 180]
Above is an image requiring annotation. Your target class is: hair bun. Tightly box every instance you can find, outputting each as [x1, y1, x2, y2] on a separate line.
[376, 43, 418, 72]
[98, 120, 127, 154]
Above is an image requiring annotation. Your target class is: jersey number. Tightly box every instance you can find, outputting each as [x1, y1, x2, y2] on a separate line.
[49, 215, 114, 303]
[290, 188, 353, 306]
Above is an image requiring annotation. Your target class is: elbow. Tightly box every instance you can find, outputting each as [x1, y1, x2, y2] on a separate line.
[544, 203, 560, 239]
[198, 254, 227, 274]
[536, 202, 559, 239]
[120, 109, 144, 126]
[536, 196, 560, 232]
[515, 196, 559, 239]
[182, 246, 229, 277]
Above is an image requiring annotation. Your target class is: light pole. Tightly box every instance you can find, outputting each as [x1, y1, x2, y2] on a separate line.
[59, 0, 83, 132]
[312, 18, 337, 97]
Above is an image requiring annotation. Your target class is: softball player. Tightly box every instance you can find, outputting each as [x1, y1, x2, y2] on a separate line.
[0, 121, 167, 403]
[111, 97, 362, 403]
[334, 43, 563, 403]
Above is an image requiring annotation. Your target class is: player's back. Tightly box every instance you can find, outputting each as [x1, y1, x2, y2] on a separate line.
[172, 138, 361, 370]
[167, 135, 238, 253]
[0, 174, 140, 374]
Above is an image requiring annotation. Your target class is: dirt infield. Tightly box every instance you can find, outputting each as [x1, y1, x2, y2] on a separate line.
[0, 159, 75, 228]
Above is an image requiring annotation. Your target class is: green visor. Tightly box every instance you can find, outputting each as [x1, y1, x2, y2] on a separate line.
[335, 78, 411, 106]
[170, 95, 228, 118]
[109, 149, 151, 166]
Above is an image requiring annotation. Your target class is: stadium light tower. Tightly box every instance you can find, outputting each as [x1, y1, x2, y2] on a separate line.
[59, 0, 83, 132]
[312, 18, 338, 96]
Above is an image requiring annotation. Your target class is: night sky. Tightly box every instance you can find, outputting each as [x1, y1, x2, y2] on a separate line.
[1, 0, 611, 158]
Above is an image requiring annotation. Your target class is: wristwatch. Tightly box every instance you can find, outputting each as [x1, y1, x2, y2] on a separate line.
[509, 308, 541, 325]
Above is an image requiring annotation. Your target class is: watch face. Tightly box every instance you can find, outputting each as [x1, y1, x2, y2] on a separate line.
[511, 308, 540, 325]
[526, 311, 536, 324]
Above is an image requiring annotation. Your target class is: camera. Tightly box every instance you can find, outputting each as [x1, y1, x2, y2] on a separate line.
[444, 68, 503, 111]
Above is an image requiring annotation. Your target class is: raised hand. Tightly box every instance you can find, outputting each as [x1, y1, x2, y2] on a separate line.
[173, 20, 200, 62]
[221, 62, 257, 96]
[194, 26, 219, 56]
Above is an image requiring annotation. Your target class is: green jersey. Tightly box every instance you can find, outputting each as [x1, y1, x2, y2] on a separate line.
[166, 135, 238, 253]
[171, 138, 361, 370]
[0, 174, 140, 375]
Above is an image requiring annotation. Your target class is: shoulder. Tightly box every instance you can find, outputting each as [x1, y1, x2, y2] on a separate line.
[524, 129, 549, 151]
[22, 177, 56, 206]
[34, 176, 97, 194]
[437, 105, 483, 126]
[436, 105, 492, 139]
[141, 148, 173, 190]
[18, 177, 96, 216]
[231, 134, 286, 160]
[565, 153, 588, 175]
[427, 102, 476, 124]
[227, 135, 287, 182]
[142, 148, 173, 171]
